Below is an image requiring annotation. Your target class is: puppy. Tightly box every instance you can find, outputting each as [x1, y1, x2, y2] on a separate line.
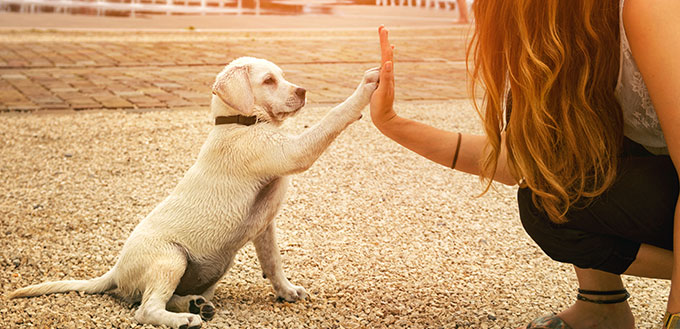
[9, 56, 380, 329]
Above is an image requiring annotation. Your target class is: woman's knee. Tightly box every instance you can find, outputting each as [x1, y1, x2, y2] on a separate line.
[517, 187, 574, 263]
[517, 187, 640, 274]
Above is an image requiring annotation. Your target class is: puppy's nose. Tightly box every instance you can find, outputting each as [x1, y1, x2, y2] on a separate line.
[295, 87, 306, 98]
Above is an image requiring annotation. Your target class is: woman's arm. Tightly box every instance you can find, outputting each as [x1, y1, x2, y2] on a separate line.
[623, 0, 680, 313]
[370, 26, 517, 185]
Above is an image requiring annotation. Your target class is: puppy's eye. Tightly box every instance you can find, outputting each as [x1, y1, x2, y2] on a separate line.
[263, 77, 276, 85]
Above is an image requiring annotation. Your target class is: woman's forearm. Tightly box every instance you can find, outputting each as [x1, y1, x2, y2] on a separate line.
[376, 114, 517, 185]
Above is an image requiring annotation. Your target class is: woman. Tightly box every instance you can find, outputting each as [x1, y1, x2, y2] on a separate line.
[369, 0, 680, 327]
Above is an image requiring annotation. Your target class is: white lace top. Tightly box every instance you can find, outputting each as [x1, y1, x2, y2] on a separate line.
[615, 0, 668, 155]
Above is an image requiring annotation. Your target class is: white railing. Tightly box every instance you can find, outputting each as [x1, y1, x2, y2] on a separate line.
[375, 0, 457, 10]
[0, 0, 249, 16]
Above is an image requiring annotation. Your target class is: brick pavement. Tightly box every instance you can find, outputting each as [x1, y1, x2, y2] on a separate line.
[0, 28, 471, 111]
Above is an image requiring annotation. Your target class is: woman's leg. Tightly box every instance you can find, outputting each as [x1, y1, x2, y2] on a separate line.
[565, 245, 672, 328]
[561, 246, 671, 329]
[520, 244, 671, 329]
[625, 243, 673, 279]
[516, 148, 677, 328]
[558, 267, 635, 329]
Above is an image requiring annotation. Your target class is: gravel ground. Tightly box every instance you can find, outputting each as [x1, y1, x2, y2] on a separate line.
[0, 101, 670, 328]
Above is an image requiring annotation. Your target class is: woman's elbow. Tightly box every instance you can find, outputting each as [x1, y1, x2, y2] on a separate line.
[493, 173, 519, 186]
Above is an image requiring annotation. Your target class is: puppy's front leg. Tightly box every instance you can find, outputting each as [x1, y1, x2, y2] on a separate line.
[287, 67, 380, 171]
[253, 222, 308, 302]
[252, 68, 380, 176]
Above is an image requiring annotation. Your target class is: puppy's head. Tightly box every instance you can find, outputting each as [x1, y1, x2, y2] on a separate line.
[211, 57, 306, 124]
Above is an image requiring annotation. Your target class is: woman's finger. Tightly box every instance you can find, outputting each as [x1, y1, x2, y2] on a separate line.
[379, 61, 394, 95]
[379, 26, 393, 65]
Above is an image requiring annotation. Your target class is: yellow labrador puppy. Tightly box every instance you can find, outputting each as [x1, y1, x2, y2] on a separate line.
[10, 57, 380, 329]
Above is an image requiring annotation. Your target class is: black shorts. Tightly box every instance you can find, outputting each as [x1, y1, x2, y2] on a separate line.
[517, 138, 678, 274]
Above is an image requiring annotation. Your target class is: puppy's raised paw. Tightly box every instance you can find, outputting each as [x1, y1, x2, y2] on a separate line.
[352, 66, 381, 109]
[361, 67, 381, 92]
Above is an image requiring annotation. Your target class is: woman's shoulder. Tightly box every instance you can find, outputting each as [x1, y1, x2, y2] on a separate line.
[623, 0, 679, 77]
[623, 0, 679, 37]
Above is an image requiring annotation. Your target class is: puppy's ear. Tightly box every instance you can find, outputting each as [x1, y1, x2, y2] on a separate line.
[212, 65, 254, 115]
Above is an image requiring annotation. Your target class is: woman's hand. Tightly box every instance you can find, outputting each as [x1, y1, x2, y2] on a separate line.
[364, 27, 515, 184]
[370, 26, 397, 130]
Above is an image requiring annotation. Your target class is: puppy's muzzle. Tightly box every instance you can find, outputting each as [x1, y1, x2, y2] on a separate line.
[288, 87, 306, 111]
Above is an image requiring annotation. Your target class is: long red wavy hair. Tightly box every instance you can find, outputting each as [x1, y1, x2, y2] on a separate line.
[468, 0, 623, 223]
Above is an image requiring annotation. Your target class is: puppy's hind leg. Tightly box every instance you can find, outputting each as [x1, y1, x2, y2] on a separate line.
[166, 285, 217, 322]
[254, 222, 308, 302]
[134, 250, 202, 329]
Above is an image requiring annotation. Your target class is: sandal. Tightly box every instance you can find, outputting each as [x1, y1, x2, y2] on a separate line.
[663, 312, 680, 329]
[526, 288, 631, 329]
[526, 315, 573, 329]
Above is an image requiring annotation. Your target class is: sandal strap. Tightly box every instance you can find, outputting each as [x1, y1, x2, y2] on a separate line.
[576, 289, 630, 304]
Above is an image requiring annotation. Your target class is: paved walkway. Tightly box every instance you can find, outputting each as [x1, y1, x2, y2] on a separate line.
[0, 11, 472, 111]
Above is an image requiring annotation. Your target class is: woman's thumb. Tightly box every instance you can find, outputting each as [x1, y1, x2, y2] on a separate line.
[383, 61, 392, 77]
[380, 61, 393, 89]
[384, 61, 392, 72]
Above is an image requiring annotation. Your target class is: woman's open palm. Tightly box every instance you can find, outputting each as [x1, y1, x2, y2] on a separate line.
[370, 26, 396, 127]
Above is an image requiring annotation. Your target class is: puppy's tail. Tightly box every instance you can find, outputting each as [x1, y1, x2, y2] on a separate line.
[8, 269, 116, 299]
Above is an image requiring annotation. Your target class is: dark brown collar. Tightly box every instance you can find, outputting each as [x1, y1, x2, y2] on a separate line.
[215, 115, 258, 126]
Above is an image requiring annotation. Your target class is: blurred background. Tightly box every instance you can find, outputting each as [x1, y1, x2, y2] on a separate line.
[0, 0, 472, 29]
[0, 0, 473, 111]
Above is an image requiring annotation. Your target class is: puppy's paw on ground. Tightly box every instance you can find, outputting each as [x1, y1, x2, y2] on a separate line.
[277, 285, 308, 302]
[165, 312, 202, 329]
[188, 296, 216, 321]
